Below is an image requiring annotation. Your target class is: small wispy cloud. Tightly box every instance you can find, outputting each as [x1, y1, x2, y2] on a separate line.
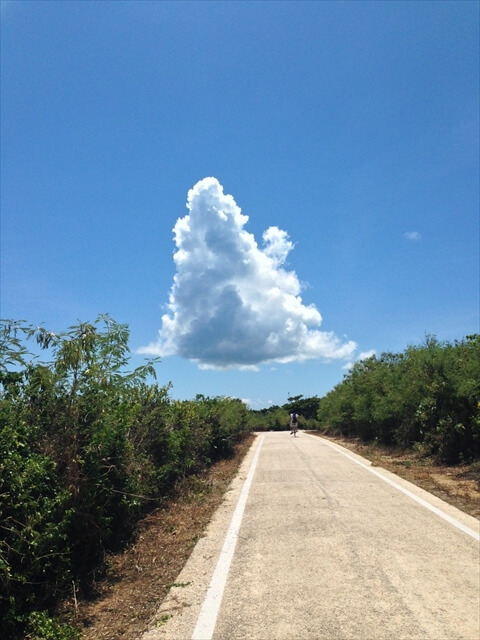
[404, 231, 422, 241]
[139, 177, 357, 369]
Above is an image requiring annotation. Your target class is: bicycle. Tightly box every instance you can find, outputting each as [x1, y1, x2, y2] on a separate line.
[290, 412, 299, 437]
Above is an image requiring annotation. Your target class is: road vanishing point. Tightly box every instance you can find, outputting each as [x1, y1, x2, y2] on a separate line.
[141, 432, 480, 640]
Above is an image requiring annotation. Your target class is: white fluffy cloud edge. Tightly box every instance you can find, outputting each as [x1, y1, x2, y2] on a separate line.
[139, 177, 368, 370]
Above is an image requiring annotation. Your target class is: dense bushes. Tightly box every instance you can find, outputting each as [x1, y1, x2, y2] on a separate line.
[247, 406, 291, 431]
[248, 395, 322, 432]
[0, 317, 250, 639]
[316, 335, 480, 464]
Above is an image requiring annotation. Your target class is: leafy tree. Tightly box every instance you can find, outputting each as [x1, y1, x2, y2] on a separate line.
[284, 395, 321, 423]
[315, 335, 479, 463]
[0, 316, 252, 638]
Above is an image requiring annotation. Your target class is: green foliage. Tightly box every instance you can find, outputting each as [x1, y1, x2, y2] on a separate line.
[26, 612, 80, 640]
[0, 317, 251, 638]
[284, 395, 321, 422]
[247, 406, 290, 431]
[249, 395, 323, 432]
[316, 335, 480, 464]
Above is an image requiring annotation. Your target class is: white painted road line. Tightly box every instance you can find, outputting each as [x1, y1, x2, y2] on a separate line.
[191, 434, 265, 640]
[306, 433, 480, 541]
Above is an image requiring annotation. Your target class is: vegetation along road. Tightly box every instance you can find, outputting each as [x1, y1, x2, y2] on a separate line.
[142, 431, 479, 640]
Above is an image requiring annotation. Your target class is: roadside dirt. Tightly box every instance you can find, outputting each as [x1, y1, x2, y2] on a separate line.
[69, 434, 255, 640]
[68, 431, 479, 639]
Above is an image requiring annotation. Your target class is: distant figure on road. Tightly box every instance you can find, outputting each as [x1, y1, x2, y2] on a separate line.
[290, 411, 299, 436]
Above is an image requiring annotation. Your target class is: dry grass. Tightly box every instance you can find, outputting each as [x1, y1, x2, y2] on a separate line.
[67, 434, 255, 640]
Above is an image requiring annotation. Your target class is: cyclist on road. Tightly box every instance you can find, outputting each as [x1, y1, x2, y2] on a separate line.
[290, 411, 299, 436]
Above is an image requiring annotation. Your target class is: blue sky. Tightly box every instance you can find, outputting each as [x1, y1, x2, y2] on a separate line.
[1, 0, 478, 408]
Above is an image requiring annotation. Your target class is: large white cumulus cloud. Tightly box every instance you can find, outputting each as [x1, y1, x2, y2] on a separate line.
[140, 178, 356, 368]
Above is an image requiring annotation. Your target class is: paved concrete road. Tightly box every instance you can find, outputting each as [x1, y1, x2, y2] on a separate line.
[142, 432, 480, 640]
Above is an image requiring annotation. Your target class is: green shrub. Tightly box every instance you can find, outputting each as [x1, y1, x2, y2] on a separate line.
[26, 611, 80, 640]
[0, 317, 252, 638]
[316, 335, 480, 463]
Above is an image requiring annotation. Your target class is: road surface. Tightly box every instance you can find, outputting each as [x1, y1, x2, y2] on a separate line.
[141, 432, 480, 640]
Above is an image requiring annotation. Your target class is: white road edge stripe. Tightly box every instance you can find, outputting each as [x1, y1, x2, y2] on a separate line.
[306, 433, 480, 541]
[191, 434, 265, 640]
